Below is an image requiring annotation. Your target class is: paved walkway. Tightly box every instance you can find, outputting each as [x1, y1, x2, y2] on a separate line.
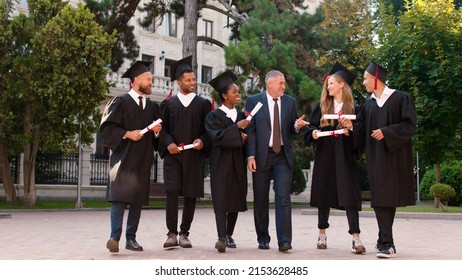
[1, 206, 461, 260]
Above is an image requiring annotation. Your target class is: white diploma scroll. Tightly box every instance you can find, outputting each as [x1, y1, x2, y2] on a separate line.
[178, 143, 199, 151]
[246, 102, 263, 121]
[316, 129, 346, 138]
[140, 118, 162, 135]
[323, 114, 356, 120]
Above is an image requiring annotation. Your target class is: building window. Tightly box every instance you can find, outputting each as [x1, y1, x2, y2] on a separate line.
[203, 20, 213, 45]
[141, 54, 155, 74]
[144, 19, 156, 33]
[164, 12, 177, 37]
[201, 66, 212, 84]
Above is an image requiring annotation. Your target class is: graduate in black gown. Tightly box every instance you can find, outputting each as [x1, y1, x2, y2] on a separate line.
[158, 56, 212, 248]
[100, 61, 162, 253]
[305, 62, 365, 254]
[341, 61, 417, 258]
[205, 70, 250, 252]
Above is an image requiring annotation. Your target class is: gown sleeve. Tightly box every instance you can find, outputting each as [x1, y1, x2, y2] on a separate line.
[205, 111, 243, 149]
[99, 96, 126, 151]
[381, 93, 417, 153]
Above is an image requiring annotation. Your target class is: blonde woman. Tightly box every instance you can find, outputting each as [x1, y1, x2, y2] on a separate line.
[304, 62, 365, 254]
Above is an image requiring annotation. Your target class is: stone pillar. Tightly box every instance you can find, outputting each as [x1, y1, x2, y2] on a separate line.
[81, 145, 93, 187]
[156, 152, 164, 183]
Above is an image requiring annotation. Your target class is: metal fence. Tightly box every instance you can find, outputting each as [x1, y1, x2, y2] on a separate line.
[33, 153, 158, 185]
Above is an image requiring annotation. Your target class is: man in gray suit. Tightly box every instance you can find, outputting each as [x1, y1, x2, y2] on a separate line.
[245, 70, 308, 252]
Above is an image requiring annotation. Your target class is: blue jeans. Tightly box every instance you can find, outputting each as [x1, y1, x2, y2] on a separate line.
[110, 201, 142, 241]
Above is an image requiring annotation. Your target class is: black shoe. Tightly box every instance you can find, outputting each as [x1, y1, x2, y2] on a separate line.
[278, 243, 292, 252]
[377, 244, 396, 258]
[226, 236, 237, 248]
[375, 239, 383, 253]
[106, 237, 119, 253]
[258, 241, 270, 250]
[126, 239, 143, 251]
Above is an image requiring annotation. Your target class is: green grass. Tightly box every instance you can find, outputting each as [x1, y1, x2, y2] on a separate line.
[1, 198, 461, 213]
[360, 204, 462, 213]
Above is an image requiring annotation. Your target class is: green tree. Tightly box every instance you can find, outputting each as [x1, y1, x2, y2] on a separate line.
[317, 0, 373, 105]
[1, 0, 115, 206]
[374, 0, 462, 183]
[226, 0, 330, 103]
[83, 0, 141, 71]
[226, 0, 343, 184]
[85, 0, 249, 72]
[0, 0, 20, 204]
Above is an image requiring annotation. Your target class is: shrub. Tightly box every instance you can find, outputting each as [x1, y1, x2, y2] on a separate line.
[291, 156, 307, 195]
[429, 183, 456, 204]
[420, 160, 462, 205]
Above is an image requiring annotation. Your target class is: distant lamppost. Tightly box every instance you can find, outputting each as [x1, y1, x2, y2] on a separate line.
[76, 122, 83, 209]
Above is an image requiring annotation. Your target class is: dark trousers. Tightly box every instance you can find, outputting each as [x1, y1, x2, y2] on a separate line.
[374, 207, 396, 246]
[318, 207, 361, 235]
[165, 191, 197, 236]
[110, 201, 142, 241]
[252, 150, 292, 245]
[215, 212, 238, 239]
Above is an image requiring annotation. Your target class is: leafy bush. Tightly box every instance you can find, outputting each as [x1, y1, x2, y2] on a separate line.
[420, 160, 462, 205]
[429, 184, 455, 203]
[291, 156, 307, 195]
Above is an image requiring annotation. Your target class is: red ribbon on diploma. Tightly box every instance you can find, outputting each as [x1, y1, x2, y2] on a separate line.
[179, 143, 185, 150]
[337, 110, 343, 118]
[245, 112, 252, 117]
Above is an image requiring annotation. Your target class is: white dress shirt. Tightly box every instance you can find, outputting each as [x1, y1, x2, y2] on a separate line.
[128, 89, 145, 109]
[219, 105, 237, 123]
[266, 92, 284, 147]
[177, 91, 196, 107]
[372, 86, 395, 107]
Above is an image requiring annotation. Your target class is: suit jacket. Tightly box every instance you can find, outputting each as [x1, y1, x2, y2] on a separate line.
[245, 92, 298, 169]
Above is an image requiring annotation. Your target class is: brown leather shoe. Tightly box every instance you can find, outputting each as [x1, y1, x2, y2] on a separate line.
[163, 233, 178, 248]
[106, 238, 119, 253]
[215, 238, 226, 253]
[278, 242, 292, 252]
[179, 234, 192, 248]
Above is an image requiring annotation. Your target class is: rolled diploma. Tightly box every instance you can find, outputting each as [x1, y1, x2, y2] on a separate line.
[246, 102, 263, 121]
[179, 143, 199, 151]
[316, 129, 346, 137]
[324, 114, 356, 120]
[140, 118, 162, 135]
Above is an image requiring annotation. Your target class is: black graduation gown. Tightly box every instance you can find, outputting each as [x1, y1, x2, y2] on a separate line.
[99, 93, 160, 206]
[205, 109, 248, 213]
[353, 90, 417, 207]
[158, 95, 211, 197]
[304, 104, 361, 209]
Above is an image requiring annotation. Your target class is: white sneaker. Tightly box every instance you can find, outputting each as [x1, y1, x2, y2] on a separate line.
[317, 234, 327, 249]
[351, 237, 366, 254]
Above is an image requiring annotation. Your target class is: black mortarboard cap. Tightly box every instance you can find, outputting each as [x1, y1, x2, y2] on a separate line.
[329, 62, 356, 86]
[170, 56, 193, 81]
[121, 61, 152, 82]
[366, 60, 388, 89]
[208, 70, 237, 93]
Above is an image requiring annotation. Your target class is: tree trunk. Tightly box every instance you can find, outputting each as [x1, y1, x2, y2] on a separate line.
[183, 0, 198, 74]
[435, 162, 440, 184]
[0, 137, 17, 204]
[433, 162, 441, 208]
[23, 140, 39, 207]
[22, 103, 40, 207]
